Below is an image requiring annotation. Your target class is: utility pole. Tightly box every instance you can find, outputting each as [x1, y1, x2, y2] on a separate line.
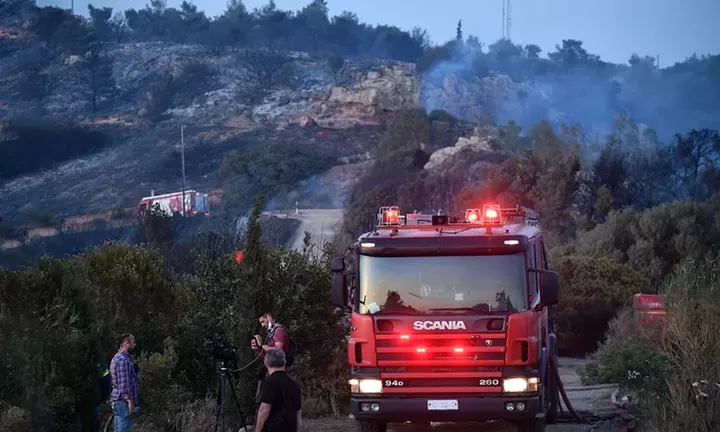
[180, 124, 186, 216]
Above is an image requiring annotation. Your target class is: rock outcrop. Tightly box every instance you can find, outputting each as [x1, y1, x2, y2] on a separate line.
[424, 126, 506, 172]
[310, 63, 419, 126]
[421, 73, 524, 121]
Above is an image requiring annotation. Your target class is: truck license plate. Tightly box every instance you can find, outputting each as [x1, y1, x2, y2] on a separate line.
[427, 400, 458, 410]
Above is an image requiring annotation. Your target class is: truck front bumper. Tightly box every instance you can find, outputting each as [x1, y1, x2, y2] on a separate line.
[350, 395, 541, 423]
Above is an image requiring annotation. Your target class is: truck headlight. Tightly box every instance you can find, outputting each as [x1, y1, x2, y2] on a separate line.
[349, 378, 383, 394]
[503, 377, 539, 393]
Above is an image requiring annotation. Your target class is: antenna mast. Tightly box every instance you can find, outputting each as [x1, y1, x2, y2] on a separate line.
[501, 0, 512, 40]
[502, 0, 506, 39]
[506, 0, 512, 40]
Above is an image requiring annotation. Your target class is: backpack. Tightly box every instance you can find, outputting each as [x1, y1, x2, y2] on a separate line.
[268, 324, 297, 368]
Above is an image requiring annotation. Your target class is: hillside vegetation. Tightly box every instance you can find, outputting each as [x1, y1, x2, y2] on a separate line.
[0, 0, 719, 431]
[1, 0, 718, 223]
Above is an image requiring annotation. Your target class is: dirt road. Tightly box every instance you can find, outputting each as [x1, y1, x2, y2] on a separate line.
[264, 209, 344, 250]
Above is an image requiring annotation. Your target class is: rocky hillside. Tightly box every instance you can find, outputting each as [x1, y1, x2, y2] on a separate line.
[0, 35, 500, 224]
[1, 0, 718, 228]
[0, 45, 416, 220]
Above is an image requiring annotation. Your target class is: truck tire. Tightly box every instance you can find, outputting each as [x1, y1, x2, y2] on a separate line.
[545, 332, 559, 424]
[516, 418, 545, 432]
[355, 420, 387, 432]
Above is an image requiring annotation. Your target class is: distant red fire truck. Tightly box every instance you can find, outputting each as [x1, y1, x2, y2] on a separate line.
[632, 294, 666, 328]
[137, 190, 209, 217]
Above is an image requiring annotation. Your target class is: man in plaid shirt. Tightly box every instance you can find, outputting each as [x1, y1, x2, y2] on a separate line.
[110, 333, 140, 432]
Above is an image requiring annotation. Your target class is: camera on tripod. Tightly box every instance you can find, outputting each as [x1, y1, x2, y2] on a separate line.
[204, 337, 238, 369]
[204, 337, 248, 432]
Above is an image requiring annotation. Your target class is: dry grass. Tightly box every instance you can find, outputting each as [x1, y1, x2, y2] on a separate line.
[0, 406, 31, 431]
[638, 256, 720, 432]
[133, 397, 240, 432]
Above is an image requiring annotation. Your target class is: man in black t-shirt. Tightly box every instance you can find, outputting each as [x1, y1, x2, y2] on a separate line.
[255, 348, 302, 432]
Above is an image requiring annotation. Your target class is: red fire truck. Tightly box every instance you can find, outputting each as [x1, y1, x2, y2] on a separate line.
[330, 204, 560, 432]
[632, 294, 666, 328]
[137, 190, 209, 217]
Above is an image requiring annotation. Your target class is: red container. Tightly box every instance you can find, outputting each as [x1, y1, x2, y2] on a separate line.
[632, 294, 666, 328]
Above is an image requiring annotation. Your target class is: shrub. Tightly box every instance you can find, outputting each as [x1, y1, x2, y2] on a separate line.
[640, 255, 720, 432]
[584, 255, 720, 432]
[580, 309, 669, 397]
[0, 201, 348, 429]
[218, 141, 336, 211]
[571, 202, 720, 290]
[0, 406, 32, 432]
[552, 254, 650, 356]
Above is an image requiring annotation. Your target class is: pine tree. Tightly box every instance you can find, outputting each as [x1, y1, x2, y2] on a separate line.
[244, 194, 266, 266]
[456, 20, 463, 42]
[243, 194, 274, 312]
[84, 42, 115, 112]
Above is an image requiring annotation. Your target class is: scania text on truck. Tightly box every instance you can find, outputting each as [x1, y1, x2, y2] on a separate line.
[330, 204, 560, 432]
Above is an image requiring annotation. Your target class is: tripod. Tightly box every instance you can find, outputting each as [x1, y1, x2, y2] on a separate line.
[214, 361, 248, 432]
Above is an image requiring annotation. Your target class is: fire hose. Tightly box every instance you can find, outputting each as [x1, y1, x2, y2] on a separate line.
[549, 355, 638, 430]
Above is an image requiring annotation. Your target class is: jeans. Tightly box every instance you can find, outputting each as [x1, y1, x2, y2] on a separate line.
[112, 401, 132, 432]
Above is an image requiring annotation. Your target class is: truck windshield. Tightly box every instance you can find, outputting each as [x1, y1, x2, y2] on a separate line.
[357, 253, 528, 315]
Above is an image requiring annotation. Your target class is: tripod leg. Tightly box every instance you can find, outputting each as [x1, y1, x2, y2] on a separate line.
[221, 374, 226, 432]
[214, 401, 222, 432]
[215, 373, 225, 432]
[227, 374, 249, 431]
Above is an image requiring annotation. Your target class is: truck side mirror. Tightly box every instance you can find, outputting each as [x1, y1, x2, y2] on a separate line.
[330, 257, 348, 309]
[539, 270, 560, 307]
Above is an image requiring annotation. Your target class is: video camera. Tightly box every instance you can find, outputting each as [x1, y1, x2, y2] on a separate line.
[204, 337, 238, 369]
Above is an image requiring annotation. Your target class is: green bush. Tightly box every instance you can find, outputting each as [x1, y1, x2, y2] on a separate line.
[552, 254, 650, 356]
[584, 255, 720, 432]
[580, 310, 669, 396]
[640, 255, 720, 432]
[218, 141, 336, 211]
[570, 201, 720, 289]
[0, 199, 348, 429]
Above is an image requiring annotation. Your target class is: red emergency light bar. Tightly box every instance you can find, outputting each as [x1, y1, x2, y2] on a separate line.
[377, 204, 539, 227]
[378, 205, 402, 226]
[481, 204, 501, 224]
[464, 205, 501, 224]
[465, 208, 480, 223]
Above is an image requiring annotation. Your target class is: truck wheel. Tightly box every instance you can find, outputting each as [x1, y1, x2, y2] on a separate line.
[516, 418, 545, 432]
[545, 333, 559, 424]
[354, 420, 387, 432]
